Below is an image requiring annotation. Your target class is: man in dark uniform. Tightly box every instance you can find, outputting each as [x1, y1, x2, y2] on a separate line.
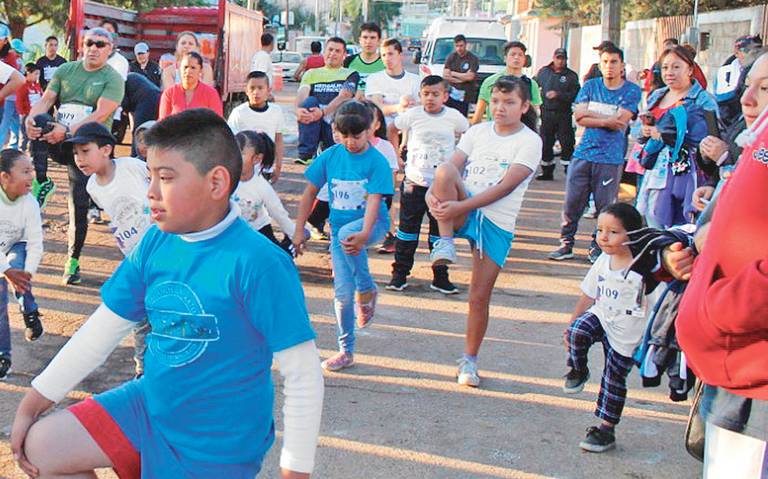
[443, 35, 479, 116]
[535, 48, 580, 180]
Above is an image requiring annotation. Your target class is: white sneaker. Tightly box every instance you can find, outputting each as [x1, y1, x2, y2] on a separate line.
[430, 238, 457, 266]
[456, 357, 480, 387]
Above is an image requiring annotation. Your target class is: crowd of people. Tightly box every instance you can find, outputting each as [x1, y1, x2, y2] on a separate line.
[0, 16, 764, 479]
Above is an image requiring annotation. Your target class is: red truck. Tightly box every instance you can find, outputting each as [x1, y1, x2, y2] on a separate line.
[67, 0, 264, 112]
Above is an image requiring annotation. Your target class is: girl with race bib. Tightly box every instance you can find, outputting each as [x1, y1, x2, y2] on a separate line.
[426, 77, 542, 387]
[294, 100, 394, 372]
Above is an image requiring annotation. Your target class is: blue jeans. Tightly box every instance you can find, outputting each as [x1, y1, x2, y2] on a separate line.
[0, 98, 20, 149]
[298, 96, 335, 159]
[0, 243, 39, 358]
[330, 218, 388, 353]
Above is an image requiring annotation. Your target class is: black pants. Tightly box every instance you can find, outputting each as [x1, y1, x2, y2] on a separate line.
[446, 97, 469, 117]
[392, 180, 448, 279]
[258, 224, 293, 257]
[307, 199, 329, 232]
[48, 143, 90, 259]
[31, 139, 49, 183]
[540, 109, 575, 167]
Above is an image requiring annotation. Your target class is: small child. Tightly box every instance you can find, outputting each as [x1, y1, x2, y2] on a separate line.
[426, 77, 542, 387]
[11, 109, 324, 478]
[234, 130, 301, 255]
[133, 120, 156, 161]
[294, 100, 394, 371]
[0, 149, 44, 380]
[66, 122, 153, 376]
[362, 100, 399, 254]
[563, 202, 648, 453]
[386, 75, 469, 293]
[227, 71, 287, 182]
[16, 64, 43, 154]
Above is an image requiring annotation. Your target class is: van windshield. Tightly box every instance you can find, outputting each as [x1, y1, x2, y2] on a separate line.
[430, 38, 506, 66]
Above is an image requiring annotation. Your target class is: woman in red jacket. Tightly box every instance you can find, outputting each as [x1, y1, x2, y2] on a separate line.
[158, 52, 222, 120]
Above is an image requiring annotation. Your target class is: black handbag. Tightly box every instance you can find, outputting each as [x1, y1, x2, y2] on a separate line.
[685, 380, 706, 462]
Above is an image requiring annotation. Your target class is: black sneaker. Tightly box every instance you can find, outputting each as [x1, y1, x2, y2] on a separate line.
[563, 367, 590, 394]
[23, 310, 44, 342]
[430, 275, 459, 295]
[548, 245, 574, 261]
[0, 355, 10, 380]
[587, 244, 602, 264]
[377, 232, 396, 254]
[579, 426, 616, 453]
[386, 274, 408, 292]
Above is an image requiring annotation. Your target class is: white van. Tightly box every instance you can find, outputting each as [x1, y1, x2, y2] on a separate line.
[417, 17, 507, 90]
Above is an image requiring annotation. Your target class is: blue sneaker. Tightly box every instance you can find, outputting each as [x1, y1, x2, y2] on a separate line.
[430, 238, 456, 266]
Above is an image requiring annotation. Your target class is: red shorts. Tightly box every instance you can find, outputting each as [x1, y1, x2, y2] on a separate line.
[69, 398, 141, 479]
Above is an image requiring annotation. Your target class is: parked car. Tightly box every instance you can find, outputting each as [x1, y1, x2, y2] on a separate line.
[271, 51, 303, 81]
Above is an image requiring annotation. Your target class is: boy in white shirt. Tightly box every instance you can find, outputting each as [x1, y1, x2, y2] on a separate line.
[228, 71, 287, 182]
[386, 75, 469, 294]
[365, 38, 421, 126]
[67, 122, 152, 376]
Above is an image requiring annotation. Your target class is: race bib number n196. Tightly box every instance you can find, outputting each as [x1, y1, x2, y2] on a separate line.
[330, 178, 367, 211]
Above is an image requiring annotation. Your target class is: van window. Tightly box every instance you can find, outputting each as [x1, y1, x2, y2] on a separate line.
[430, 38, 506, 66]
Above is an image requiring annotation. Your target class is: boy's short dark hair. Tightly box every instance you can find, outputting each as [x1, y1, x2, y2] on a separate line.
[100, 19, 119, 35]
[333, 100, 373, 136]
[382, 38, 402, 53]
[246, 70, 270, 85]
[360, 22, 382, 38]
[261, 33, 274, 47]
[504, 41, 527, 55]
[421, 74, 448, 90]
[327, 36, 346, 49]
[663, 38, 679, 46]
[600, 43, 625, 62]
[310, 41, 322, 53]
[600, 202, 643, 232]
[45, 35, 58, 44]
[24, 63, 38, 74]
[144, 108, 242, 194]
[454, 34, 466, 44]
[182, 51, 204, 67]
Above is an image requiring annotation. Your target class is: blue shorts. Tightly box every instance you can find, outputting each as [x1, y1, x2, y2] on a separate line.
[456, 209, 514, 268]
[75, 380, 263, 478]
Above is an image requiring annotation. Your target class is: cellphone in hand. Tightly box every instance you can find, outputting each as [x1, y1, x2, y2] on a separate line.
[639, 112, 655, 126]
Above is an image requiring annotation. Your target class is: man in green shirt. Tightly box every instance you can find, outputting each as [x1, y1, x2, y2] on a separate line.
[343, 22, 384, 95]
[472, 41, 542, 124]
[26, 27, 125, 285]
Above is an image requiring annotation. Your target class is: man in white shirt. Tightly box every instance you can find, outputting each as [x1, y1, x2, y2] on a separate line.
[365, 38, 420, 125]
[250, 33, 275, 85]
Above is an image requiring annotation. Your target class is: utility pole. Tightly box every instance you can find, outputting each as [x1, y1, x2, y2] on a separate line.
[285, 0, 290, 48]
[600, 0, 620, 45]
[363, 0, 369, 22]
[315, 0, 320, 33]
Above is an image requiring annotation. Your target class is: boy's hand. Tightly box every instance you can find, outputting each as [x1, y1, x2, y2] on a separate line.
[11, 389, 54, 478]
[430, 200, 464, 221]
[691, 186, 714, 212]
[341, 233, 368, 256]
[4, 268, 31, 295]
[281, 469, 310, 479]
[296, 108, 315, 124]
[293, 228, 307, 257]
[662, 242, 695, 281]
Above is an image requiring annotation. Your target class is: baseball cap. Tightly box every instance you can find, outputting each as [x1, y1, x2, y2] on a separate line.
[554, 48, 567, 58]
[0, 24, 9, 39]
[735, 34, 762, 51]
[134, 42, 149, 55]
[64, 122, 116, 147]
[10, 39, 26, 53]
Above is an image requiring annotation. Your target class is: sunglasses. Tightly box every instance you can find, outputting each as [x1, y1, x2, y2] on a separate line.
[85, 40, 110, 49]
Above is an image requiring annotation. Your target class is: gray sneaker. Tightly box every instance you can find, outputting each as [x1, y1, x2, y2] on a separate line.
[456, 358, 480, 387]
[430, 238, 457, 266]
[548, 245, 574, 261]
[563, 368, 590, 394]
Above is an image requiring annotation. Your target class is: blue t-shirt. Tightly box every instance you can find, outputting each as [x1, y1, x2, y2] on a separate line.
[100, 217, 315, 468]
[574, 78, 642, 165]
[305, 143, 394, 232]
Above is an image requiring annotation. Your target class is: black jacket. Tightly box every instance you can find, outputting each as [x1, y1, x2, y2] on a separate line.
[129, 60, 163, 88]
[535, 63, 580, 112]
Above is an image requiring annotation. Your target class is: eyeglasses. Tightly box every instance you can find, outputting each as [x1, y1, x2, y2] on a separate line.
[85, 40, 110, 49]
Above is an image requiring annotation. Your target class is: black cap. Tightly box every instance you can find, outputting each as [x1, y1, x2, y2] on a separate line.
[64, 122, 116, 146]
[554, 48, 567, 58]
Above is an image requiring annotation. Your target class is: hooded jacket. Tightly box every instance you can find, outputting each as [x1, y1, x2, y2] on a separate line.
[534, 63, 580, 112]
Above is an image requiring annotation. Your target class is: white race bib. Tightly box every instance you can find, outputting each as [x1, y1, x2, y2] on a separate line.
[464, 158, 509, 190]
[330, 178, 367, 211]
[587, 101, 619, 116]
[57, 103, 93, 127]
[597, 274, 645, 320]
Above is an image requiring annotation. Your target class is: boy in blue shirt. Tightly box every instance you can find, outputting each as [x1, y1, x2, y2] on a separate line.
[294, 100, 394, 372]
[549, 44, 641, 263]
[10, 108, 324, 479]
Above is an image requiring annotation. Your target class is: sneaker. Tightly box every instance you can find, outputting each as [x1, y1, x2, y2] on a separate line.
[88, 207, 104, 224]
[23, 310, 44, 342]
[456, 357, 480, 387]
[563, 367, 590, 394]
[548, 245, 574, 261]
[386, 274, 409, 292]
[587, 244, 602, 264]
[309, 226, 329, 241]
[579, 426, 616, 453]
[62, 257, 82, 285]
[36, 178, 56, 209]
[0, 355, 10, 380]
[321, 351, 354, 371]
[377, 232, 396, 254]
[430, 238, 457, 266]
[294, 157, 313, 166]
[355, 287, 377, 329]
[430, 275, 459, 295]
[583, 206, 597, 219]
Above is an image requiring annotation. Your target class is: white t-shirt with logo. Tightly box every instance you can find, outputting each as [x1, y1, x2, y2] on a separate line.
[227, 102, 288, 141]
[233, 174, 296, 236]
[86, 157, 151, 256]
[395, 106, 469, 187]
[365, 70, 421, 124]
[581, 253, 648, 358]
[456, 122, 541, 232]
[0, 189, 42, 275]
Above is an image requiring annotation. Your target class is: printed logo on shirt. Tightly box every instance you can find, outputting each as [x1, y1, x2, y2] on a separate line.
[0, 220, 22, 251]
[752, 146, 768, 166]
[108, 196, 151, 255]
[233, 193, 264, 224]
[145, 281, 220, 368]
[464, 157, 510, 189]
